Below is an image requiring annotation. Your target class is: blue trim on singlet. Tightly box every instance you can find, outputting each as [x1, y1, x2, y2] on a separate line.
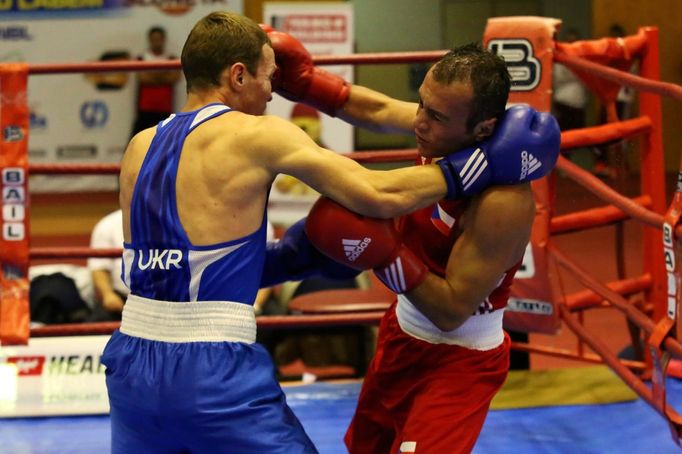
[122, 104, 268, 304]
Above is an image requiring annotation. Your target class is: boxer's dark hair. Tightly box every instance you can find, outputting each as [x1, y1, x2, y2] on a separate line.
[432, 43, 510, 131]
[181, 11, 270, 92]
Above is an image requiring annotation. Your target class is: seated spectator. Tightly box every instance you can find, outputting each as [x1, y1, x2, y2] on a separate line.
[29, 264, 93, 325]
[271, 271, 374, 380]
[88, 209, 126, 321]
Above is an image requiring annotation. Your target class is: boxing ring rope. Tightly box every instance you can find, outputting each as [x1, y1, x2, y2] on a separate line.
[27, 51, 450, 75]
[3, 18, 682, 439]
[28, 163, 121, 175]
[30, 248, 121, 259]
[26, 149, 419, 176]
[30, 312, 386, 338]
[554, 50, 682, 103]
[550, 242, 682, 358]
[536, 25, 682, 438]
[555, 156, 664, 230]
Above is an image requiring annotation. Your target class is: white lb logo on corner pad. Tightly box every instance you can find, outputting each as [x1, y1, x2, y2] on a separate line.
[488, 39, 540, 91]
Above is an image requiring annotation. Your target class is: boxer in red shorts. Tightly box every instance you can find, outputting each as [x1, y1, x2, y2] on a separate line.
[264, 30, 560, 453]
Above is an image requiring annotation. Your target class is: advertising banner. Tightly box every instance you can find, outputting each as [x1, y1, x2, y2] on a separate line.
[0, 0, 243, 192]
[263, 2, 354, 225]
[0, 335, 110, 416]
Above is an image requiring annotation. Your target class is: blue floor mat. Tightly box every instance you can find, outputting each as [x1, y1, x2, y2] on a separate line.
[1, 378, 681, 453]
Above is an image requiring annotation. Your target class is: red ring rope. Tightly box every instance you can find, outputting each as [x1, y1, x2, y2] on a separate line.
[30, 312, 385, 337]
[31, 247, 121, 259]
[27, 149, 419, 176]
[28, 51, 449, 75]
[555, 50, 682, 103]
[558, 117, 651, 150]
[555, 156, 664, 229]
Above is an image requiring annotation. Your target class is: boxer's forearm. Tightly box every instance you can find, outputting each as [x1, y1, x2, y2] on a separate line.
[337, 85, 416, 134]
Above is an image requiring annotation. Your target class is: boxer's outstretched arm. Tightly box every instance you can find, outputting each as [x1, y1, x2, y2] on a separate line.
[253, 115, 446, 218]
[337, 85, 417, 134]
[262, 26, 415, 134]
[406, 185, 535, 331]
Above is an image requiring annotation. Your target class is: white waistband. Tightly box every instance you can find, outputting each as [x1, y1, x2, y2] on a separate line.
[395, 295, 504, 350]
[120, 294, 256, 343]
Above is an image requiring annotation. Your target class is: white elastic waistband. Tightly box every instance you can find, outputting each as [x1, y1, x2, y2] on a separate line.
[396, 294, 504, 350]
[120, 294, 256, 343]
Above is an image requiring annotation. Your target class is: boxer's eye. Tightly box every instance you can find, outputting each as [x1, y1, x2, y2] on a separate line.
[426, 108, 445, 122]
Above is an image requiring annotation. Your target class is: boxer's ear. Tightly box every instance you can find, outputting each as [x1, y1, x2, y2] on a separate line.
[473, 117, 496, 141]
[229, 63, 248, 91]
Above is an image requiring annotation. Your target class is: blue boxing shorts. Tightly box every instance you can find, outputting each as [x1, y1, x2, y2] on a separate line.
[101, 295, 317, 453]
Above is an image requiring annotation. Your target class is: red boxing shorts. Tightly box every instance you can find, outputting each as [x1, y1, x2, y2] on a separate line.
[345, 303, 510, 454]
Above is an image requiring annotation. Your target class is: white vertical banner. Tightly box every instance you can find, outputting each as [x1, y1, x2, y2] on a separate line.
[1, 1, 243, 192]
[263, 2, 354, 225]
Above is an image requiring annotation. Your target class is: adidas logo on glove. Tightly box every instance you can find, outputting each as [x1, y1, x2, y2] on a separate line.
[520, 150, 541, 180]
[343, 237, 372, 262]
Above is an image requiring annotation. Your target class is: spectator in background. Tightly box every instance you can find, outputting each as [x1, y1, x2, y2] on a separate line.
[131, 26, 181, 137]
[553, 28, 589, 133]
[88, 209, 126, 321]
[609, 23, 635, 121]
[30, 265, 93, 325]
[274, 103, 326, 197]
[593, 23, 634, 179]
[552, 28, 592, 172]
[85, 50, 131, 91]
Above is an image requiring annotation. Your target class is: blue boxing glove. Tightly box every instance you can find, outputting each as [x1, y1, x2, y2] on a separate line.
[260, 218, 360, 288]
[437, 104, 561, 199]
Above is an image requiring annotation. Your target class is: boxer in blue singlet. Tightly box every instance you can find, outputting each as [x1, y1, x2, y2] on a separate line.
[101, 11, 452, 454]
[103, 105, 312, 453]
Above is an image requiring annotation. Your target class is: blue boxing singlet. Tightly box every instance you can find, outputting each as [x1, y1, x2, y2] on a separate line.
[122, 103, 267, 305]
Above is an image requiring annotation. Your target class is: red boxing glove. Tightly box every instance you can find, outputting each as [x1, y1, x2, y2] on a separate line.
[305, 197, 428, 293]
[260, 25, 350, 117]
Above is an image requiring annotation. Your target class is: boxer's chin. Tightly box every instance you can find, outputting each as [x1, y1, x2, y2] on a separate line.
[417, 145, 441, 160]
